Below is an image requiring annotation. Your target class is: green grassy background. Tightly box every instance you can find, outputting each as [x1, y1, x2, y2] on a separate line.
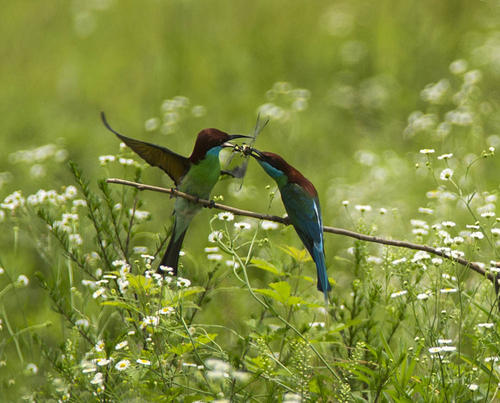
[3, 0, 498, 236]
[1, 0, 500, 399]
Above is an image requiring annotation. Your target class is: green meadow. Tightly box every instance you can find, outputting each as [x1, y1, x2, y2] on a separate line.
[1, 0, 499, 401]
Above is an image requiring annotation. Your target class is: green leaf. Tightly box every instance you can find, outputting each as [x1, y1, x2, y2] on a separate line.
[254, 288, 280, 300]
[250, 258, 283, 275]
[128, 274, 154, 292]
[254, 281, 307, 306]
[349, 364, 376, 384]
[101, 300, 134, 310]
[289, 274, 314, 284]
[170, 342, 193, 356]
[328, 319, 365, 334]
[179, 286, 206, 298]
[247, 356, 274, 373]
[309, 377, 321, 394]
[279, 245, 312, 263]
[333, 255, 353, 264]
[196, 333, 217, 345]
[286, 296, 303, 305]
[269, 281, 291, 299]
[184, 396, 208, 403]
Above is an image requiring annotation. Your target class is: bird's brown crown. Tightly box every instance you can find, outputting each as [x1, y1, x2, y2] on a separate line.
[189, 128, 230, 163]
[259, 151, 318, 197]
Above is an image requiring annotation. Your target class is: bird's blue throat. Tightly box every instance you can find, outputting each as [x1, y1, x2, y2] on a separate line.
[258, 161, 287, 187]
[206, 146, 223, 157]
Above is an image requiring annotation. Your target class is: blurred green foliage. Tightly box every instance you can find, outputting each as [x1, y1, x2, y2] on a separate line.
[2, 0, 499, 249]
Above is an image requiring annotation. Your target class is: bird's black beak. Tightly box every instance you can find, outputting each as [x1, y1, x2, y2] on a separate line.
[222, 134, 252, 149]
[249, 147, 265, 160]
[228, 134, 252, 140]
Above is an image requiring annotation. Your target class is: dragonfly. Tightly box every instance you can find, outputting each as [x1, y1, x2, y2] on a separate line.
[224, 114, 269, 188]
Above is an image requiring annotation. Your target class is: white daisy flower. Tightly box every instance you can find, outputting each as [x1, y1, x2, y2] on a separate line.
[217, 212, 234, 221]
[440, 168, 453, 181]
[390, 290, 408, 298]
[92, 287, 106, 299]
[115, 341, 128, 350]
[261, 220, 279, 230]
[16, 274, 29, 287]
[477, 323, 494, 329]
[99, 155, 116, 165]
[176, 277, 191, 288]
[90, 372, 104, 385]
[115, 359, 130, 371]
[418, 207, 434, 214]
[419, 149, 435, 154]
[96, 358, 110, 367]
[440, 288, 458, 294]
[208, 230, 224, 242]
[157, 306, 175, 315]
[234, 221, 252, 230]
[355, 205, 372, 213]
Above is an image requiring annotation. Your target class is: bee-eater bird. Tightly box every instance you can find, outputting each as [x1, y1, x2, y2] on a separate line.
[249, 148, 331, 303]
[101, 113, 249, 275]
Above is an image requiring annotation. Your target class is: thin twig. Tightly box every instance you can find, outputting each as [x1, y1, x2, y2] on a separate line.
[106, 178, 496, 284]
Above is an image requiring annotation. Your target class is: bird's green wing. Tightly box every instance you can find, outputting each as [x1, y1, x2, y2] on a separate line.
[102, 113, 190, 185]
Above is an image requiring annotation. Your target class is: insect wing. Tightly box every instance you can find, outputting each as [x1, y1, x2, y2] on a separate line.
[227, 114, 269, 184]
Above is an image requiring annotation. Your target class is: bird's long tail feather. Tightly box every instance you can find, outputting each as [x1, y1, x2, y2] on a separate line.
[312, 244, 331, 304]
[158, 224, 187, 276]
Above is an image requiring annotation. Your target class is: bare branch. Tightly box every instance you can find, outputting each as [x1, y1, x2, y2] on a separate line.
[107, 178, 496, 284]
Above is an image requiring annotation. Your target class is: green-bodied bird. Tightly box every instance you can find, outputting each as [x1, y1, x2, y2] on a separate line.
[101, 113, 249, 275]
[249, 148, 331, 303]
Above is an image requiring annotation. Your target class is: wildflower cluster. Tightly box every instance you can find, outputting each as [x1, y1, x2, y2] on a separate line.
[1, 185, 81, 216]
[8, 143, 68, 179]
[404, 60, 488, 138]
[144, 95, 207, 135]
[328, 74, 394, 112]
[257, 81, 311, 122]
